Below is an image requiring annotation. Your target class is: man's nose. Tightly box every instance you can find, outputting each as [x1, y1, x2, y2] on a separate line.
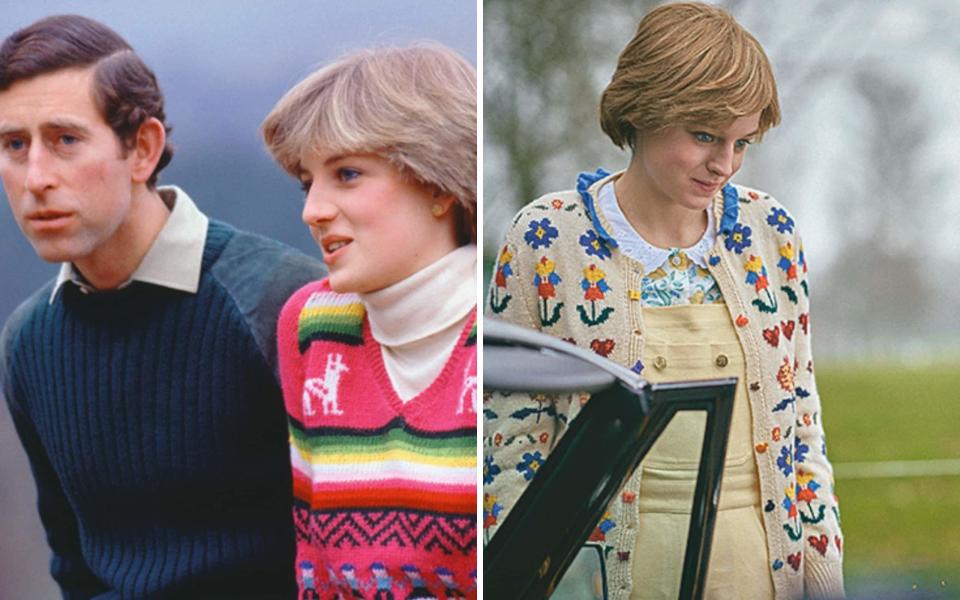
[24, 146, 57, 196]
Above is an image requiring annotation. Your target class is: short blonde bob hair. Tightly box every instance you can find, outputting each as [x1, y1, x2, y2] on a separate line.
[600, 2, 780, 149]
[262, 43, 477, 243]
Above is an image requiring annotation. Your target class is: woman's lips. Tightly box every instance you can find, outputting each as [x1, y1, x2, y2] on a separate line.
[692, 178, 721, 195]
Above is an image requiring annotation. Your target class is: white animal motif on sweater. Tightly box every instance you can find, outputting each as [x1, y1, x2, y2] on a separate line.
[458, 365, 477, 415]
[302, 353, 350, 416]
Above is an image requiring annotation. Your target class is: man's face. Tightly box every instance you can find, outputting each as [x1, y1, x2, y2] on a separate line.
[0, 67, 138, 270]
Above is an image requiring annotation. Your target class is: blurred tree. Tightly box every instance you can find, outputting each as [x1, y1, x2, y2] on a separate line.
[483, 0, 658, 252]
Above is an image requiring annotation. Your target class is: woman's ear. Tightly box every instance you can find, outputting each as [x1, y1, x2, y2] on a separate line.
[130, 117, 166, 185]
[430, 188, 457, 217]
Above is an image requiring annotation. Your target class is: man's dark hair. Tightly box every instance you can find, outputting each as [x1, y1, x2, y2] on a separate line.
[0, 15, 173, 187]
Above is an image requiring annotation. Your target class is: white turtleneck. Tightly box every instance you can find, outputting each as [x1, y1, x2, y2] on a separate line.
[359, 244, 477, 402]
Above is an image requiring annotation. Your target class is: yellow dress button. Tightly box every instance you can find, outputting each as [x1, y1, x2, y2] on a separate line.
[653, 355, 667, 370]
[715, 354, 729, 368]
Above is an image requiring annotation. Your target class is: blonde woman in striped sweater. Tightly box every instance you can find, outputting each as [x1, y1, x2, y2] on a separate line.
[262, 44, 478, 599]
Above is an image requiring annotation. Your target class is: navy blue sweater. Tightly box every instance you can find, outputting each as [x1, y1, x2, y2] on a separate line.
[0, 221, 325, 599]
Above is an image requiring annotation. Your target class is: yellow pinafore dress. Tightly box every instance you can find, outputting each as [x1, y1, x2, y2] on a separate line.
[629, 303, 774, 600]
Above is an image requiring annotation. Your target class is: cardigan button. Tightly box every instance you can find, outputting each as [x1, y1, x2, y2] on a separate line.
[715, 354, 729, 368]
[633, 329, 642, 337]
[750, 382, 761, 391]
[653, 356, 667, 370]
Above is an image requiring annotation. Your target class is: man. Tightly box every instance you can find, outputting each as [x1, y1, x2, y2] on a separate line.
[0, 15, 324, 598]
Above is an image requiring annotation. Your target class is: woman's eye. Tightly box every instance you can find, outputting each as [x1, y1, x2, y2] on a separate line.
[337, 167, 360, 182]
[694, 132, 715, 143]
[735, 139, 751, 151]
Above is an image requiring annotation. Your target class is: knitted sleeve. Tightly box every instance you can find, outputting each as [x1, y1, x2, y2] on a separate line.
[482, 203, 583, 543]
[1, 311, 107, 599]
[790, 227, 845, 598]
[213, 231, 326, 382]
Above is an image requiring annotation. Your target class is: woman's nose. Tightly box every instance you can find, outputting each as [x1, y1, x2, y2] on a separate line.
[706, 145, 735, 179]
[301, 186, 338, 226]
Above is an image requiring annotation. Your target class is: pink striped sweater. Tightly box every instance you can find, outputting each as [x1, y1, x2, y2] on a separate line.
[278, 278, 477, 599]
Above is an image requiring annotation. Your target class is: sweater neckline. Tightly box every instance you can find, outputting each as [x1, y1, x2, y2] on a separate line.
[362, 308, 477, 418]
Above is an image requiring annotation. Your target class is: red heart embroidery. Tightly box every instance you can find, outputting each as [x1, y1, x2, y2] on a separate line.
[590, 339, 615, 357]
[787, 552, 802, 571]
[835, 536, 843, 553]
[762, 326, 780, 347]
[781, 320, 795, 340]
[808, 534, 829, 556]
[799, 313, 809, 335]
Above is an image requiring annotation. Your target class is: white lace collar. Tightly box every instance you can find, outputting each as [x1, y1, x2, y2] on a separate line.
[597, 180, 715, 270]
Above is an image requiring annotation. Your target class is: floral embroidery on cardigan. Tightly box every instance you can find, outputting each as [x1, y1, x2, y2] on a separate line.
[484, 171, 844, 600]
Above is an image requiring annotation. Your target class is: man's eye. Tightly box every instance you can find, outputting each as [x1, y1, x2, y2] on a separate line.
[694, 132, 715, 143]
[60, 134, 78, 145]
[338, 168, 360, 182]
[299, 180, 312, 194]
[5, 138, 26, 152]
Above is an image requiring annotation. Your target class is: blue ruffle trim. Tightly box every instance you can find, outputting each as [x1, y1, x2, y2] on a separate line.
[576, 168, 618, 248]
[719, 183, 740, 234]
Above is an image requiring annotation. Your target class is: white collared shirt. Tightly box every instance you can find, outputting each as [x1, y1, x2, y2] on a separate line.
[50, 186, 209, 302]
[597, 180, 716, 269]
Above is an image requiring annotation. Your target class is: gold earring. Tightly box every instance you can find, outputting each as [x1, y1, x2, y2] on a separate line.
[431, 204, 445, 217]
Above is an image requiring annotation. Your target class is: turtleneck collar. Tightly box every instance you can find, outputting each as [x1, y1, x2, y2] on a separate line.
[360, 244, 476, 348]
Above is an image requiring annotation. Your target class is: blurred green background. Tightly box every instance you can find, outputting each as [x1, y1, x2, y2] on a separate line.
[820, 363, 960, 598]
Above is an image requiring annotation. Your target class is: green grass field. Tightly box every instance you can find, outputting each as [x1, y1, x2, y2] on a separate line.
[819, 362, 960, 598]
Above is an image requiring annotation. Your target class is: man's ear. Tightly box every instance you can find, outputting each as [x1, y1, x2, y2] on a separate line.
[130, 117, 165, 184]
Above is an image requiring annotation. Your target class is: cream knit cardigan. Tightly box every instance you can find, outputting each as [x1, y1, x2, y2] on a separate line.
[483, 170, 844, 600]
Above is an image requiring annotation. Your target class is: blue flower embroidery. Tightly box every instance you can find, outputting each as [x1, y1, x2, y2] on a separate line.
[794, 441, 810, 464]
[578, 230, 612, 260]
[767, 207, 795, 234]
[484, 454, 501, 485]
[777, 445, 793, 477]
[516, 450, 545, 481]
[524, 218, 559, 249]
[724, 223, 752, 254]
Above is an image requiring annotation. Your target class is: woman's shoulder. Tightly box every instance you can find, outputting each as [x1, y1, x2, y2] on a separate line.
[728, 183, 801, 233]
[502, 187, 597, 251]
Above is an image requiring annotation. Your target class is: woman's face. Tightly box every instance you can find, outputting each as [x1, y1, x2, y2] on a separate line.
[631, 112, 761, 211]
[299, 150, 457, 294]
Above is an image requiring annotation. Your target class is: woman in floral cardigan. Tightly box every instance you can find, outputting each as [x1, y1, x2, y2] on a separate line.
[484, 3, 844, 599]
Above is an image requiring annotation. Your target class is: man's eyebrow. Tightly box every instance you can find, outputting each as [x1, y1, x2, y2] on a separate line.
[0, 119, 95, 138]
[43, 119, 93, 136]
[0, 125, 25, 137]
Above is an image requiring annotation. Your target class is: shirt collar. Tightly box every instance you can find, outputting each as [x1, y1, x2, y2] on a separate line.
[596, 180, 716, 270]
[50, 186, 209, 303]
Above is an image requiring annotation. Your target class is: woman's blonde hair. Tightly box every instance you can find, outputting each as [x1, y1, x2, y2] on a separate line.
[600, 2, 780, 149]
[262, 43, 477, 243]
